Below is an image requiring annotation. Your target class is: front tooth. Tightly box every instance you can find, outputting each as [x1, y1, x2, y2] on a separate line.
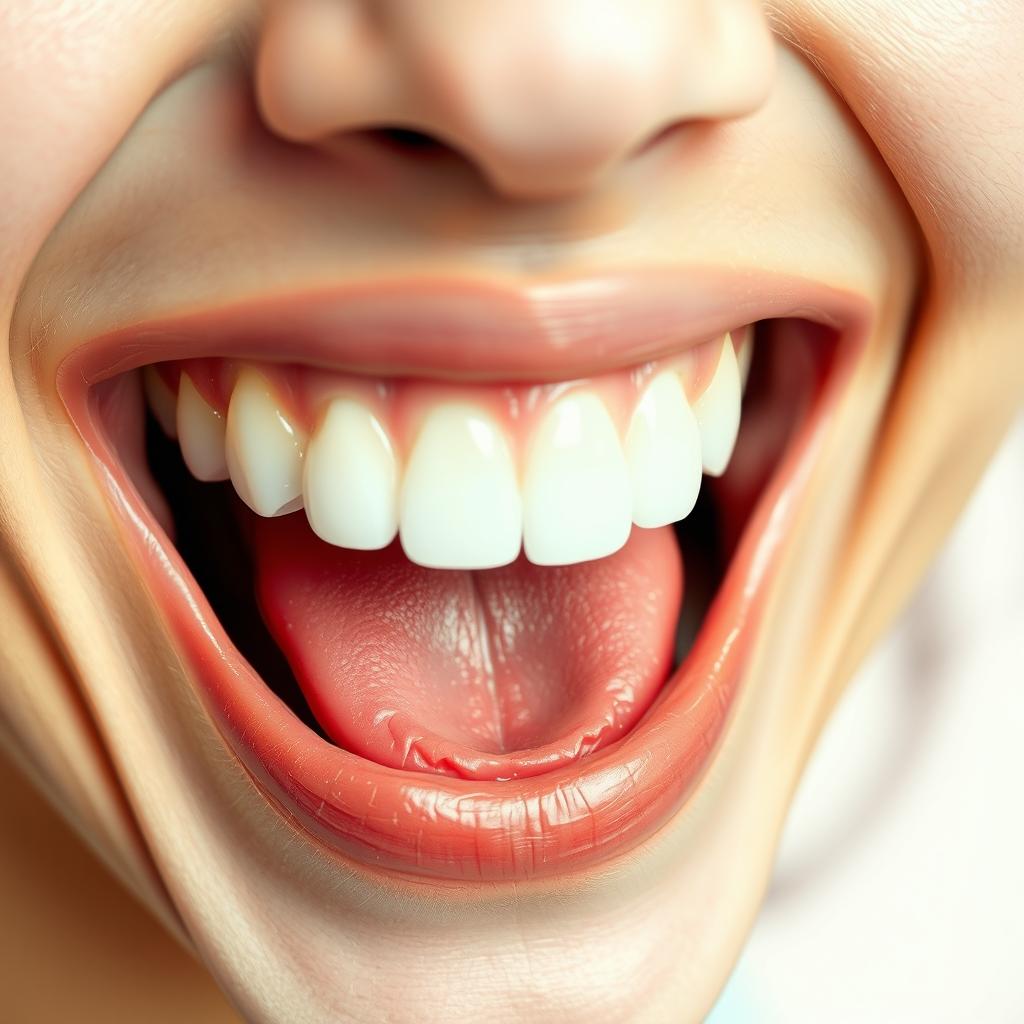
[523, 392, 632, 566]
[625, 372, 702, 528]
[176, 374, 229, 481]
[143, 366, 178, 438]
[226, 369, 305, 516]
[400, 403, 521, 569]
[304, 399, 398, 550]
[693, 334, 742, 476]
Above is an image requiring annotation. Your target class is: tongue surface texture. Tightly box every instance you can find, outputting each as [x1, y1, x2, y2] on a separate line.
[249, 513, 682, 781]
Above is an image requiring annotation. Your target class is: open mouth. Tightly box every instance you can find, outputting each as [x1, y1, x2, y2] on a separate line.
[58, 270, 868, 882]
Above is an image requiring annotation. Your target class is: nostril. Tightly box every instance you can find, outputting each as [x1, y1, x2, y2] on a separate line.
[349, 125, 490, 185]
[366, 126, 447, 153]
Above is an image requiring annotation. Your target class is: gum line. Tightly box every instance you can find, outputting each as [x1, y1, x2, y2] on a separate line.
[153, 328, 748, 465]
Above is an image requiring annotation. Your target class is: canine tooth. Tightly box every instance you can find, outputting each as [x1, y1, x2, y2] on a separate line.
[304, 399, 398, 550]
[625, 372, 702, 528]
[400, 403, 521, 569]
[737, 333, 754, 391]
[693, 334, 741, 476]
[226, 369, 305, 516]
[176, 375, 229, 482]
[523, 392, 631, 566]
[143, 367, 177, 438]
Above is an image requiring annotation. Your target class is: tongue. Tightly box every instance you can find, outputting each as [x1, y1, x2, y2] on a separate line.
[248, 513, 682, 781]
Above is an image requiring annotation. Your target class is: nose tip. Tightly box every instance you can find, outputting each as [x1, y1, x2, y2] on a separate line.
[256, 0, 777, 201]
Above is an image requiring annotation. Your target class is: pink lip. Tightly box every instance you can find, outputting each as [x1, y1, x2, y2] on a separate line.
[66, 266, 863, 384]
[58, 269, 870, 882]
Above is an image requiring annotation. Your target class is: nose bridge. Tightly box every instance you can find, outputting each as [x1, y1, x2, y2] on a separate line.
[257, 0, 777, 200]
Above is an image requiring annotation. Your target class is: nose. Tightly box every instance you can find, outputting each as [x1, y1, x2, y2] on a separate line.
[255, 0, 777, 200]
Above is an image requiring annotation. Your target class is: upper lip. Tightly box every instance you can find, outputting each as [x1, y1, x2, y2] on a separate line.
[64, 264, 869, 385]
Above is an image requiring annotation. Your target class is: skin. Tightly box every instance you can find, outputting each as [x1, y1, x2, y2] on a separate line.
[0, 1, 1021, 1021]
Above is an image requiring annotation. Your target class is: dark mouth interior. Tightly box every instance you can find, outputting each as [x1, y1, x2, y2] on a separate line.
[116, 316, 831, 751]
[145, 422, 330, 736]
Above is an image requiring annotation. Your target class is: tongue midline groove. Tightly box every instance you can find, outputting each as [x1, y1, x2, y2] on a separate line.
[248, 509, 682, 781]
[143, 325, 754, 572]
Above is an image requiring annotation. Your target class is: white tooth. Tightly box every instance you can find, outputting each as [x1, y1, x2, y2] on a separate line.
[176, 374, 229, 482]
[143, 366, 178, 438]
[693, 334, 742, 477]
[400, 403, 521, 569]
[304, 399, 398, 550]
[737, 333, 754, 392]
[523, 392, 632, 566]
[225, 369, 305, 516]
[625, 372, 702, 528]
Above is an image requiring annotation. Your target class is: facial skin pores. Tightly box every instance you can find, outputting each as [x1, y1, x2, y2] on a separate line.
[0, 1, 1021, 1022]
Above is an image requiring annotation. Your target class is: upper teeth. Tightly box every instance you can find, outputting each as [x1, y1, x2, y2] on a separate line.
[401, 403, 522, 569]
[625, 371, 702, 529]
[154, 332, 748, 569]
[304, 398, 399, 552]
[524, 390, 633, 566]
[692, 338, 742, 477]
[225, 370, 306, 517]
[176, 374, 229, 482]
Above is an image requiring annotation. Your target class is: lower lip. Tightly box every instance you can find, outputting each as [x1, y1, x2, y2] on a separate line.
[168, 532, 762, 881]
[60, 318, 858, 883]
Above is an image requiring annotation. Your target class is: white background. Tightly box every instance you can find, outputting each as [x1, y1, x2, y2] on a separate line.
[710, 414, 1024, 1023]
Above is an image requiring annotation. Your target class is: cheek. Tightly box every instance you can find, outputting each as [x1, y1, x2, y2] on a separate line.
[0, 1, 227, 314]
[771, 0, 1024, 280]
